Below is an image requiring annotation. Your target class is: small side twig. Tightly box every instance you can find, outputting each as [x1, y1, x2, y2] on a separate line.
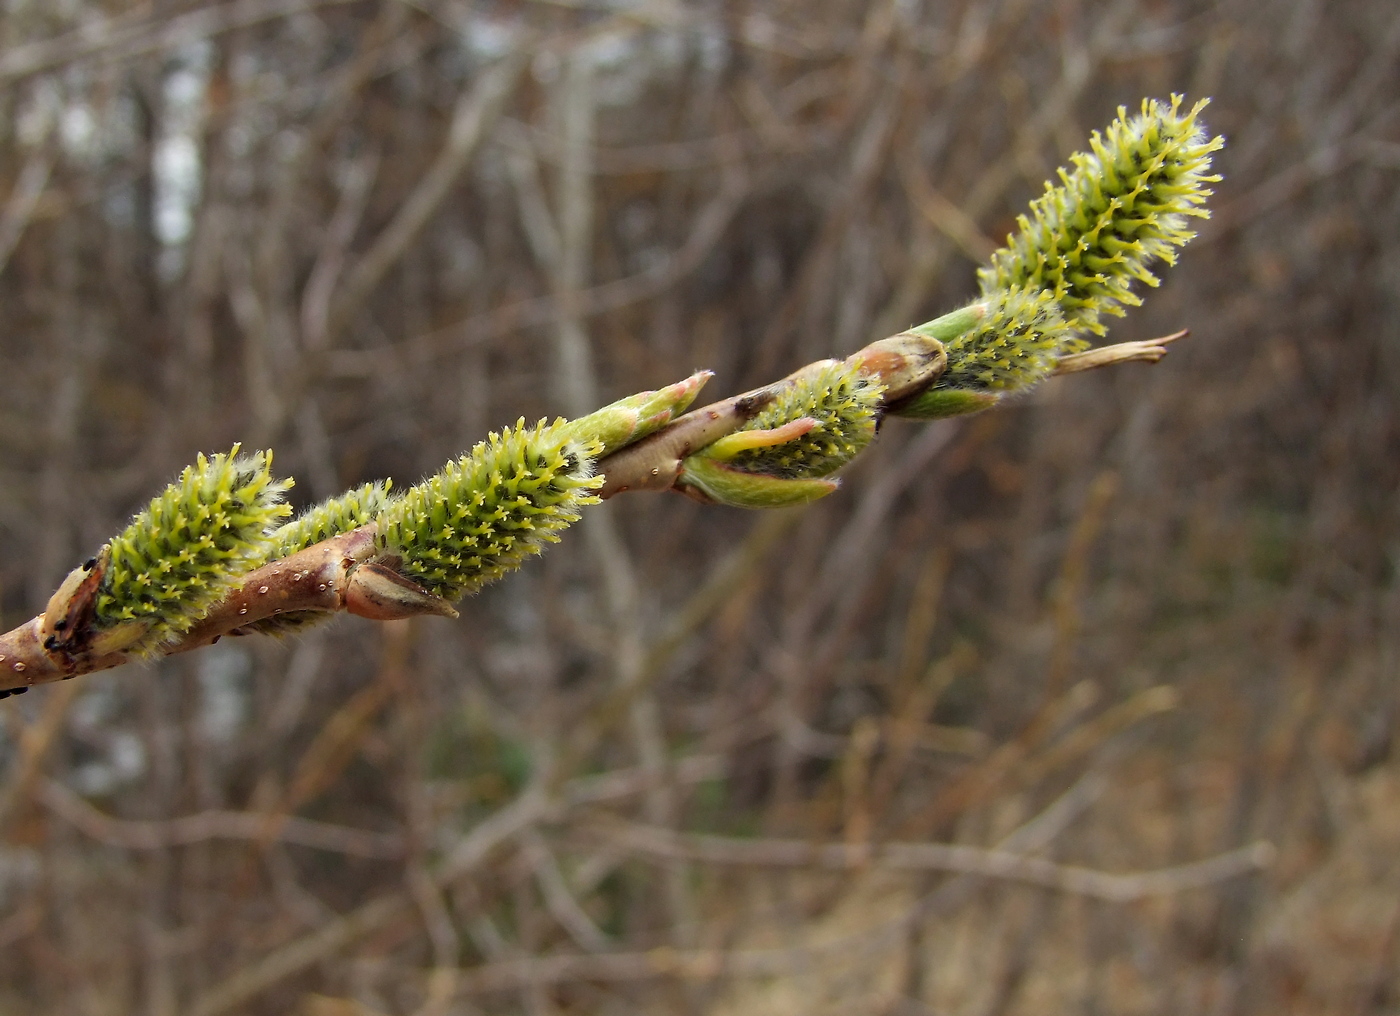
[0, 147, 52, 277]
[38, 778, 405, 858]
[586, 820, 1275, 904]
[326, 48, 529, 344]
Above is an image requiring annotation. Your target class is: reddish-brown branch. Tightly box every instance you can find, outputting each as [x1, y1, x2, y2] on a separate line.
[0, 528, 380, 691]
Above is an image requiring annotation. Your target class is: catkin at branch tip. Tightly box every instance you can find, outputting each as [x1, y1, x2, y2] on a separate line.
[977, 95, 1223, 338]
[96, 446, 292, 650]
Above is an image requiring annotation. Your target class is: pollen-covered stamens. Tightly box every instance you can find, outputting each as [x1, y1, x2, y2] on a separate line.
[375, 419, 603, 602]
[978, 95, 1223, 337]
[939, 289, 1076, 391]
[710, 361, 884, 481]
[95, 446, 292, 653]
[267, 481, 395, 559]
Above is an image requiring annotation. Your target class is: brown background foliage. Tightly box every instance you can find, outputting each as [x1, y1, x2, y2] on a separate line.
[0, 0, 1396, 1013]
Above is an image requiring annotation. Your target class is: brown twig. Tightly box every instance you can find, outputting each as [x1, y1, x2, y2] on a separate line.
[186, 754, 728, 1016]
[325, 49, 529, 345]
[0, 680, 82, 831]
[37, 778, 406, 858]
[586, 820, 1276, 903]
[250, 617, 415, 854]
[0, 146, 52, 278]
[408, 807, 1270, 1000]
[0, 0, 359, 83]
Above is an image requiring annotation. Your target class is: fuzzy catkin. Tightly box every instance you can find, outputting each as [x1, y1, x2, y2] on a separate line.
[267, 481, 395, 559]
[977, 95, 1223, 337]
[722, 362, 884, 478]
[236, 482, 398, 635]
[97, 447, 291, 647]
[47, 99, 1223, 649]
[940, 289, 1077, 391]
[375, 420, 602, 602]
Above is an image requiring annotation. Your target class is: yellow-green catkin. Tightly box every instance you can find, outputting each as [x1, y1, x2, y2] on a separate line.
[97, 447, 292, 648]
[715, 362, 884, 479]
[979, 95, 1223, 337]
[676, 362, 882, 509]
[939, 288, 1075, 391]
[248, 481, 396, 635]
[913, 95, 1222, 408]
[267, 481, 394, 559]
[375, 420, 603, 601]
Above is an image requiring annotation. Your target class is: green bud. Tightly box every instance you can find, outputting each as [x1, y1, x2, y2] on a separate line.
[376, 420, 603, 602]
[560, 371, 710, 456]
[906, 303, 986, 343]
[890, 387, 1003, 420]
[96, 446, 292, 651]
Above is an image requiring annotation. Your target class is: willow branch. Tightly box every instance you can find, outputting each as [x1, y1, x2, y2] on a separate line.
[0, 329, 1182, 695]
[0, 97, 1222, 695]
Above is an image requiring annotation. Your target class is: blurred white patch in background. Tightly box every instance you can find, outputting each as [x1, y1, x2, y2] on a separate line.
[154, 41, 211, 280]
[69, 678, 148, 797]
[196, 642, 251, 746]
